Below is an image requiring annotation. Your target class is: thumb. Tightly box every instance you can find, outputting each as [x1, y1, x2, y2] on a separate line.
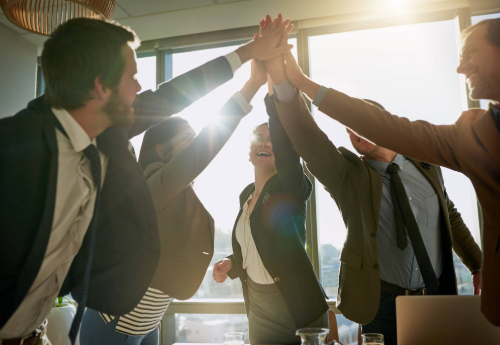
[274, 44, 294, 56]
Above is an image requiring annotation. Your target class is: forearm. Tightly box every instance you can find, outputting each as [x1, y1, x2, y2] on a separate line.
[240, 80, 262, 104]
[316, 88, 461, 171]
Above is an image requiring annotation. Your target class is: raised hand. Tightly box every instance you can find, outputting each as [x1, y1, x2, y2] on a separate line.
[261, 15, 294, 86]
[249, 35, 268, 87]
[283, 49, 306, 88]
[235, 13, 293, 63]
[213, 258, 232, 283]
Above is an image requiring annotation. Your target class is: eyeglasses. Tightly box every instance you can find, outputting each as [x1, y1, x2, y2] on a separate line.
[250, 134, 272, 145]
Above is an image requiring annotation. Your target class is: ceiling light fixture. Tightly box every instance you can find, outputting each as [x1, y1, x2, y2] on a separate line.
[0, 0, 115, 36]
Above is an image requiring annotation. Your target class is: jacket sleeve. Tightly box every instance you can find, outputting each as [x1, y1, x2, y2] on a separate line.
[146, 96, 248, 213]
[226, 254, 240, 280]
[265, 94, 312, 200]
[270, 91, 350, 196]
[317, 88, 462, 172]
[436, 168, 482, 273]
[128, 56, 234, 139]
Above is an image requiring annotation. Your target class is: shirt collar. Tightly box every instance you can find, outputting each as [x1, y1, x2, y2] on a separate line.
[52, 107, 96, 152]
[366, 153, 405, 175]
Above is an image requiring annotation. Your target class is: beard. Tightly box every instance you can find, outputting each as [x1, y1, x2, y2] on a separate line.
[469, 73, 500, 101]
[101, 88, 135, 128]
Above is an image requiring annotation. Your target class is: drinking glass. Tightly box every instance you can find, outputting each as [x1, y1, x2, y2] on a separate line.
[296, 328, 329, 345]
[361, 333, 384, 344]
[223, 332, 244, 345]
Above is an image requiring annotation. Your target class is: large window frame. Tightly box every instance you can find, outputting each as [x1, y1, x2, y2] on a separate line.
[129, 5, 499, 344]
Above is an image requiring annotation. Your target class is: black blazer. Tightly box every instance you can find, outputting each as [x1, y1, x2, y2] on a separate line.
[227, 94, 328, 329]
[0, 56, 234, 328]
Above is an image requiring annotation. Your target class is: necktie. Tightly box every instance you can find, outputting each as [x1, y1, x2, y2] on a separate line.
[68, 144, 102, 344]
[386, 163, 439, 294]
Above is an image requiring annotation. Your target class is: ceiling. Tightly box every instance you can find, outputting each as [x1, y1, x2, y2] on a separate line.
[1, 0, 499, 52]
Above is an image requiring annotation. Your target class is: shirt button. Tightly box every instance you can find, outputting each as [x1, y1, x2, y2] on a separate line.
[409, 197, 412, 200]
[274, 277, 281, 283]
[372, 264, 379, 269]
[415, 268, 419, 271]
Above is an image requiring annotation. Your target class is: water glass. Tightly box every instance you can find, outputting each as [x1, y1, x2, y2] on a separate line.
[361, 333, 384, 344]
[223, 332, 244, 345]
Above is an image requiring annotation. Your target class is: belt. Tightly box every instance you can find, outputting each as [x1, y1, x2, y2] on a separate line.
[0, 320, 47, 345]
[381, 280, 428, 296]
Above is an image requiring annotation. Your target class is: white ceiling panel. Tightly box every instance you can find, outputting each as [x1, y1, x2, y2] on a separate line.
[112, 4, 131, 20]
[116, 0, 214, 17]
[215, 0, 248, 3]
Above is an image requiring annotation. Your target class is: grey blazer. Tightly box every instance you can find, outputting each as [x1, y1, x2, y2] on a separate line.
[146, 96, 248, 300]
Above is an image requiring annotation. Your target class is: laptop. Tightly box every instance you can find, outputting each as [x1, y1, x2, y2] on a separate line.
[396, 295, 500, 345]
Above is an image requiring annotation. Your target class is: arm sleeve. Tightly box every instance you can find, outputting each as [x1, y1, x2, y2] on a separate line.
[265, 94, 312, 201]
[317, 88, 462, 171]
[129, 56, 234, 138]
[270, 91, 350, 195]
[147, 93, 249, 213]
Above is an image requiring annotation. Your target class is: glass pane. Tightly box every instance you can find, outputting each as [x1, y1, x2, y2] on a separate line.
[130, 55, 157, 156]
[170, 40, 297, 299]
[471, 12, 500, 109]
[175, 314, 249, 343]
[310, 20, 480, 299]
[337, 314, 359, 345]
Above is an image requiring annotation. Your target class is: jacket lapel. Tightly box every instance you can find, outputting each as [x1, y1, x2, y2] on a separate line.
[408, 158, 452, 241]
[362, 158, 383, 232]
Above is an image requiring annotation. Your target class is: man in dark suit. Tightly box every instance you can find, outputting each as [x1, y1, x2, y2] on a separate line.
[278, 17, 500, 327]
[0, 16, 293, 344]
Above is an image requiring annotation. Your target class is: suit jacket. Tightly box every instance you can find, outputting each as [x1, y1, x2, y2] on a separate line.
[315, 88, 499, 325]
[145, 97, 247, 300]
[271, 92, 482, 324]
[226, 94, 329, 329]
[0, 56, 234, 328]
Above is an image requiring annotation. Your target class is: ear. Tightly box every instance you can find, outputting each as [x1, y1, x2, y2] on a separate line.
[93, 76, 112, 102]
[155, 144, 165, 159]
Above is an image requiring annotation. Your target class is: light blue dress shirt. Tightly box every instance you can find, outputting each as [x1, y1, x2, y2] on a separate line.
[366, 154, 443, 289]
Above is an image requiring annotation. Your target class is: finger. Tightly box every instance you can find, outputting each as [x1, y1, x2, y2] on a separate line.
[254, 33, 259, 40]
[259, 19, 265, 35]
[287, 23, 294, 34]
[278, 13, 283, 25]
[266, 15, 272, 29]
[279, 31, 289, 47]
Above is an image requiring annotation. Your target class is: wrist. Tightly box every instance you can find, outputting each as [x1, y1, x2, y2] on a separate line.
[235, 44, 252, 64]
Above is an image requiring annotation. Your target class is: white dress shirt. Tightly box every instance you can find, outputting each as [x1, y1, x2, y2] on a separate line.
[236, 194, 274, 285]
[0, 108, 108, 338]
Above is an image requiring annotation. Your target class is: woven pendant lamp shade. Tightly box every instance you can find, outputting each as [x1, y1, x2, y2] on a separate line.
[0, 0, 115, 36]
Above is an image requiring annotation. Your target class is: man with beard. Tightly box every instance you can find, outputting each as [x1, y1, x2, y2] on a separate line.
[0, 16, 292, 345]
[274, 17, 500, 326]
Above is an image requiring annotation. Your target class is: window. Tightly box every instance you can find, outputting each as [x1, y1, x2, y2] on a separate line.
[309, 19, 481, 299]
[175, 314, 249, 343]
[471, 12, 500, 109]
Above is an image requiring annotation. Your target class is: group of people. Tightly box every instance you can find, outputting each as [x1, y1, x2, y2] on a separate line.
[0, 10, 498, 345]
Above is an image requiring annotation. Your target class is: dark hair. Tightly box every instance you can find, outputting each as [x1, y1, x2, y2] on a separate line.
[138, 117, 189, 170]
[251, 122, 268, 136]
[42, 18, 140, 110]
[461, 18, 500, 47]
[363, 99, 385, 110]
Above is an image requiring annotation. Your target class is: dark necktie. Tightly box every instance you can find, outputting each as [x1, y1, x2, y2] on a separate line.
[68, 144, 102, 344]
[386, 163, 439, 294]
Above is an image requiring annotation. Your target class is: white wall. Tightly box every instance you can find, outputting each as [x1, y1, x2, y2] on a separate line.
[0, 23, 37, 119]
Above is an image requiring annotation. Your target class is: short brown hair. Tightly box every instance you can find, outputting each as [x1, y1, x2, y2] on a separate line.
[461, 18, 500, 47]
[42, 18, 140, 110]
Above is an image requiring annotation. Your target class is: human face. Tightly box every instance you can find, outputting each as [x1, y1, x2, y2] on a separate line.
[347, 128, 379, 156]
[164, 122, 196, 160]
[457, 24, 500, 102]
[102, 44, 142, 127]
[249, 124, 275, 169]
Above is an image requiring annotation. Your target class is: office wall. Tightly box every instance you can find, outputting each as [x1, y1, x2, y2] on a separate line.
[0, 23, 37, 119]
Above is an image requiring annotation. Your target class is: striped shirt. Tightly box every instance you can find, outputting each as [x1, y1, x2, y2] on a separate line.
[99, 287, 172, 336]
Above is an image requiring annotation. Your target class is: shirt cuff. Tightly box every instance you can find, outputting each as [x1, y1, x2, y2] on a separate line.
[232, 91, 253, 115]
[224, 52, 242, 75]
[272, 78, 298, 103]
[312, 85, 329, 107]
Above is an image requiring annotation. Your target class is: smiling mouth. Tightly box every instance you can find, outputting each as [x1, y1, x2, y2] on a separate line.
[467, 73, 478, 87]
[256, 151, 272, 157]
